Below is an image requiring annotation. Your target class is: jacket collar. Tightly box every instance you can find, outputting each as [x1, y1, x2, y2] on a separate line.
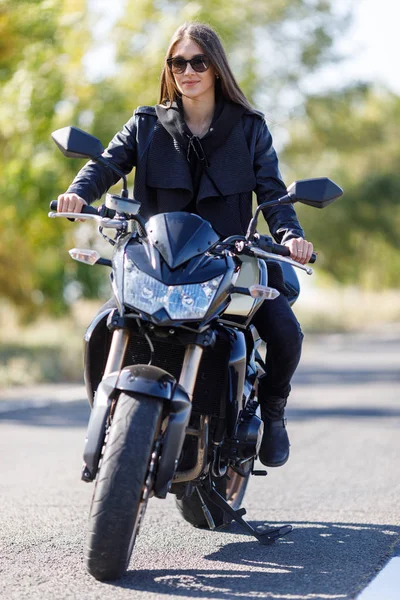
[147, 97, 255, 201]
[155, 95, 245, 160]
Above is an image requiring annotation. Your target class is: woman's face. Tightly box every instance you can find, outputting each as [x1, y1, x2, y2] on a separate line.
[170, 38, 216, 102]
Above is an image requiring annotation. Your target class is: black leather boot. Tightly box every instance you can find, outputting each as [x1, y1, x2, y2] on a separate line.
[258, 394, 290, 467]
[258, 416, 290, 467]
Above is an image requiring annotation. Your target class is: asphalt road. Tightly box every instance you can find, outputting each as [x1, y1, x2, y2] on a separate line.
[1, 331, 400, 600]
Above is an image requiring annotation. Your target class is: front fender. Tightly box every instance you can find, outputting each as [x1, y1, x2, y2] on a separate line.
[117, 365, 194, 498]
[82, 364, 192, 489]
[116, 364, 176, 399]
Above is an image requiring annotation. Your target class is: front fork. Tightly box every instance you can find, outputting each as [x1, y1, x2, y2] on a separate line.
[83, 325, 206, 490]
[177, 344, 204, 399]
[104, 328, 204, 399]
[103, 328, 130, 379]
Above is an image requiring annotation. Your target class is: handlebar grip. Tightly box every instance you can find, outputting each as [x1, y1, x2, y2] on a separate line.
[271, 243, 290, 257]
[271, 243, 317, 264]
[309, 252, 317, 264]
[49, 200, 98, 215]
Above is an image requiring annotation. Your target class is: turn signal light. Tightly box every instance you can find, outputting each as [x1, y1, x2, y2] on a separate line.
[69, 248, 100, 265]
[248, 285, 280, 300]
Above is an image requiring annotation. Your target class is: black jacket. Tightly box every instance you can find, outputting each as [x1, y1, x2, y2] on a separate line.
[67, 103, 304, 242]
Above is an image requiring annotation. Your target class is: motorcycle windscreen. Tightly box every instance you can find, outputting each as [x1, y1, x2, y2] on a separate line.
[145, 212, 220, 269]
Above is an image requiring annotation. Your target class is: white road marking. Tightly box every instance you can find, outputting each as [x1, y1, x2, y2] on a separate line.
[358, 556, 400, 599]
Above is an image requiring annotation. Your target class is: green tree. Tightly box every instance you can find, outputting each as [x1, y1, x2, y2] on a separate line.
[0, 0, 350, 318]
[0, 0, 101, 318]
[106, 0, 347, 111]
[282, 85, 400, 288]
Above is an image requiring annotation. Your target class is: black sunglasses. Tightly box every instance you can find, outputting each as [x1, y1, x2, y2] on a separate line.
[167, 54, 211, 74]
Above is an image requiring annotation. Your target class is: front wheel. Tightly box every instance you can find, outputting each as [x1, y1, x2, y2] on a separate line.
[84, 393, 162, 581]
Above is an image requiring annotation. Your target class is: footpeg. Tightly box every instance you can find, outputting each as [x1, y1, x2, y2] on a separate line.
[252, 469, 268, 476]
[200, 482, 292, 544]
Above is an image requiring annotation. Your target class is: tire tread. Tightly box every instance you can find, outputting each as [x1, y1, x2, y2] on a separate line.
[84, 393, 162, 581]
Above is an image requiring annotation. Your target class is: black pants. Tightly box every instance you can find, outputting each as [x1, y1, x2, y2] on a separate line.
[251, 294, 304, 418]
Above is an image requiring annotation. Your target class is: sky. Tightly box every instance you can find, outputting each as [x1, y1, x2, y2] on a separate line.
[326, 0, 399, 94]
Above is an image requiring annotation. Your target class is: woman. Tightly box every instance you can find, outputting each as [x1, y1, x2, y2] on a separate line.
[57, 22, 313, 468]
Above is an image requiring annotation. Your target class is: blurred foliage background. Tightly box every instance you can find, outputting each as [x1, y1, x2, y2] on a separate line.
[0, 0, 399, 323]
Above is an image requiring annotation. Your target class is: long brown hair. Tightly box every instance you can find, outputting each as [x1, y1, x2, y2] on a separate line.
[159, 22, 254, 112]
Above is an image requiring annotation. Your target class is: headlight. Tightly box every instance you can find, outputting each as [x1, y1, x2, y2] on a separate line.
[124, 262, 223, 320]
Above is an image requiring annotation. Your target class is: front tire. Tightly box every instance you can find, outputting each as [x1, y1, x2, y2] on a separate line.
[84, 393, 162, 581]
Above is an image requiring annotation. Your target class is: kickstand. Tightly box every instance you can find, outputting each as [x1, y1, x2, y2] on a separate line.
[200, 482, 292, 545]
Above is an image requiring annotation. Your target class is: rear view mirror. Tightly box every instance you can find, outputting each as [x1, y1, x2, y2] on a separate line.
[287, 178, 343, 208]
[245, 176, 342, 240]
[51, 126, 104, 159]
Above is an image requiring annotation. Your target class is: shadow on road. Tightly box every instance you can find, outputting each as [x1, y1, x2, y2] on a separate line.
[294, 368, 400, 386]
[110, 521, 400, 599]
[2, 397, 400, 428]
[0, 400, 90, 427]
[287, 406, 400, 420]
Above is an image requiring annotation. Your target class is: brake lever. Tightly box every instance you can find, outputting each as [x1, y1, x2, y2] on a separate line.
[249, 246, 314, 275]
[48, 211, 127, 231]
[48, 212, 101, 221]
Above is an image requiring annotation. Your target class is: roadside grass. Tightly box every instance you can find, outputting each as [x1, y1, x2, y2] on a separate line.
[0, 300, 100, 388]
[1, 288, 399, 388]
[294, 286, 400, 334]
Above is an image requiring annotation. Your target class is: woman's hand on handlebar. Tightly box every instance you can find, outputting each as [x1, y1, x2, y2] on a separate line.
[57, 193, 88, 214]
[284, 237, 314, 265]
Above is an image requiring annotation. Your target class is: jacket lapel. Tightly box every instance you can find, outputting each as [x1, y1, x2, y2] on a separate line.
[197, 120, 256, 201]
[148, 101, 256, 203]
[146, 121, 193, 193]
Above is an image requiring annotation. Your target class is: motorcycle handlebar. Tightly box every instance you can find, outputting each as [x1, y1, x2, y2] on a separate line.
[49, 201, 117, 221]
[256, 234, 317, 264]
[49, 200, 99, 215]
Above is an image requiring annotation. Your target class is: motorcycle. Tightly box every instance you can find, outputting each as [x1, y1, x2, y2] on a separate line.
[49, 126, 342, 581]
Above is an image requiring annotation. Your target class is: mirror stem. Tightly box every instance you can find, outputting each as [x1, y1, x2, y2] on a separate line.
[97, 156, 129, 197]
[260, 194, 293, 209]
[246, 194, 294, 240]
